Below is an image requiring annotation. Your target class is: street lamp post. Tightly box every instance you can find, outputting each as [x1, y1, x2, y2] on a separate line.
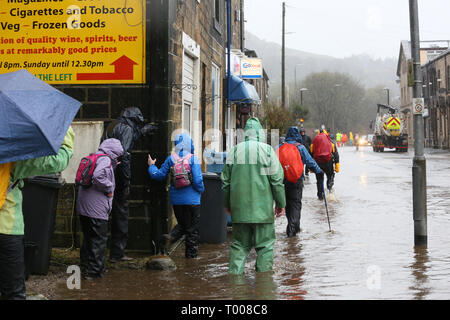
[295, 64, 303, 98]
[383, 87, 390, 105]
[300, 88, 308, 106]
[332, 84, 342, 133]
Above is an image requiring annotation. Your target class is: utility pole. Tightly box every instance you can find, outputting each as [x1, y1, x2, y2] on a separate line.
[409, 0, 427, 247]
[281, 2, 286, 108]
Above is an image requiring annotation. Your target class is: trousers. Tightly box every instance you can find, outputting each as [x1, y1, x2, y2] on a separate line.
[284, 179, 303, 237]
[173, 205, 200, 258]
[315, 161, 335, 198]
[110, 180, 129, 259]
[229, 223, 275, 275]
[0, 234, 26, 300]
[80, 215, 108, 277]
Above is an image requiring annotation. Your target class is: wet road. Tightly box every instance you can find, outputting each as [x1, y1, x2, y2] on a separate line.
[56, 146, 450, 300]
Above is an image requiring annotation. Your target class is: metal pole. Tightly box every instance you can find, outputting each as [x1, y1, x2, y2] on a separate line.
[281, 2, 285, 108]
[295, 67, 297, 98]
[226, 0, 232, 151]
[409, 0, 427, 247]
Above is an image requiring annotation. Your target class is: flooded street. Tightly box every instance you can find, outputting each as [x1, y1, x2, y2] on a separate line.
[56, 146, 450, 300]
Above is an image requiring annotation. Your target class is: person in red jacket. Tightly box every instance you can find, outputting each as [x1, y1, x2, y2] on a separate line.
[310, 130, 340, 200]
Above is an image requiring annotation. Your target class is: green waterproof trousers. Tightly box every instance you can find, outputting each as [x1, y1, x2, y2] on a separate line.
[229, 223, 276, 275]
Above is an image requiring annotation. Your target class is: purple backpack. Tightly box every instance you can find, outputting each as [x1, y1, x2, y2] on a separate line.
[75, 153, 109, 187]
[170, 153, 193, 188]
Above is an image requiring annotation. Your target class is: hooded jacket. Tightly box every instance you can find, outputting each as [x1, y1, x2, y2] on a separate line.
[0, 128, 74, 235]
[221, 118, 286, 223]
[77, 138, 124, 221]
[148, 133, 204, 205]
[103, 107, 144, 185]
[276, 127, 322, 181]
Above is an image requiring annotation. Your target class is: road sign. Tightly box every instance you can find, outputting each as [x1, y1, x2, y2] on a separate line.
[413, 98, 425, 115]
[0, 0, 146, 84]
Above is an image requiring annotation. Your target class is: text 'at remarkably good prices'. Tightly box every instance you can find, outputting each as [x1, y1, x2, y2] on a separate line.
[0, 0, 146, 84]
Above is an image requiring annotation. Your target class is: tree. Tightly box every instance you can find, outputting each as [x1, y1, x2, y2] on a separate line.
[300, 72, 366, 133]
[290, 102, 309, 124]
[263, 102, 294, 134]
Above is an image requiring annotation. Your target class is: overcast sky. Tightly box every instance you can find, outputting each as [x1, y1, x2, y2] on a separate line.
[244, 0, 450, 60]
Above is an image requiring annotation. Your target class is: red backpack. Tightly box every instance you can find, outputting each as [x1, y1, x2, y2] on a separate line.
[313, 134, 332, 164]
[75, 153, 110, 187]
[276, 143, 304, 183]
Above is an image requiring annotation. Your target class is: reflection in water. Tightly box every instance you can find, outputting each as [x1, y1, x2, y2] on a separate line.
[409, 247, 430, 300]
[359, 174, 368, 187]
[276, 238, 307, 300]
[229, 272, 277, 300]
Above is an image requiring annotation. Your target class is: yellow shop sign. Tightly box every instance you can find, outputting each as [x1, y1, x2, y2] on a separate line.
[0, 0, 146, 84]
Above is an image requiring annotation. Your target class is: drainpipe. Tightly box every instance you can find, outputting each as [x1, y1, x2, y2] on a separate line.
[226, 0, 232, 151]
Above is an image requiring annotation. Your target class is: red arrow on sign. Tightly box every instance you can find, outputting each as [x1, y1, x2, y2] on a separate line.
[77, 55, 138, 81]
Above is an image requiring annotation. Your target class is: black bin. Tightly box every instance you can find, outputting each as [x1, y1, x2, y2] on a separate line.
[199, 172, 227, 244]
[22, 174, 65, 275]
[24, 242, 37, 280]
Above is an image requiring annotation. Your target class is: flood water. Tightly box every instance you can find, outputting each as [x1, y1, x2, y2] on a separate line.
[56, 146, 450, 300]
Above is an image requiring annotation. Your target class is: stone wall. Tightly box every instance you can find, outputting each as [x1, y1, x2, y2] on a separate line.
[54, 0, 172, 254]
[53, 0, 245, 253]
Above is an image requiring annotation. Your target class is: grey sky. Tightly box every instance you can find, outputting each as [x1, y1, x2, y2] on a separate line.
[244, 0, 450, 59]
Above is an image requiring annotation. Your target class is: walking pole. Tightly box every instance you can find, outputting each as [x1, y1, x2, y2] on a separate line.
[167, 235, 186, 256]
[322, 183, 332, 231]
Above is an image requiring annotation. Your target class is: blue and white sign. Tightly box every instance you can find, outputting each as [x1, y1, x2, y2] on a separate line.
[241, 58, 263, 79]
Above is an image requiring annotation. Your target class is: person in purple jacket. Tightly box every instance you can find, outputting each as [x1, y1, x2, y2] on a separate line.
[76, 138, 124, 279]
[148, 133, 204, 258]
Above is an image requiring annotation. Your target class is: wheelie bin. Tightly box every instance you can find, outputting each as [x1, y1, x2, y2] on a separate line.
[22, 174, 65, 275]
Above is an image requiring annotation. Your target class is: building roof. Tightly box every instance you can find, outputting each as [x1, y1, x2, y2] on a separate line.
[397, 41, 411, 77]
[422, 48, 450, 68]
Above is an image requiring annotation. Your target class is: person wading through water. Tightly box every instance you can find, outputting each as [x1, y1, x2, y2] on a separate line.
[310, 130, 340, 200]
[148, 133, 204, 258]
[276, 127, 322, 237]
[221, 117, 286, 274]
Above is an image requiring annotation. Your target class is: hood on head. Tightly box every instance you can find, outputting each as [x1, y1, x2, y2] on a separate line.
[286, 126, 303, 144]
[244, 117, 265, 142]
[99, 138, 124, 160]
[174, 133, 194, 154]
[120, 107, 144, 128]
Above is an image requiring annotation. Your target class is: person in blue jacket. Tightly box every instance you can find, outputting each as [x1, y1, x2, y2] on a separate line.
[276, 127, 322, 237]
[148, 133, 204, 258]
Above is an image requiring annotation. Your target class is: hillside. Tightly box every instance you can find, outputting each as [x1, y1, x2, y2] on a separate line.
[244, 32, 399, 94]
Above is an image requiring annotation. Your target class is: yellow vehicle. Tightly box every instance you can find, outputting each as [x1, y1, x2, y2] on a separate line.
[372, 104, 408, 152]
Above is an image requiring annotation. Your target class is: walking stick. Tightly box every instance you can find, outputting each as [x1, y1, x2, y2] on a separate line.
[322, 183, 332, 231]
[167, 235, 186, 256]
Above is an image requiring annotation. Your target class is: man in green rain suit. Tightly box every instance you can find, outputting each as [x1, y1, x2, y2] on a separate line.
[221, 117, 286, 275]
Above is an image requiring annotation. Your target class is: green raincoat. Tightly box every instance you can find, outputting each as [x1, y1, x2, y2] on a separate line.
[221, 118, 286, 274]
[0, 127, 75, 236]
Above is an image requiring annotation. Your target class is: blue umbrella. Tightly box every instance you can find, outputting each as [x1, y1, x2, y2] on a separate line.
[0, 69, 81, 164]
